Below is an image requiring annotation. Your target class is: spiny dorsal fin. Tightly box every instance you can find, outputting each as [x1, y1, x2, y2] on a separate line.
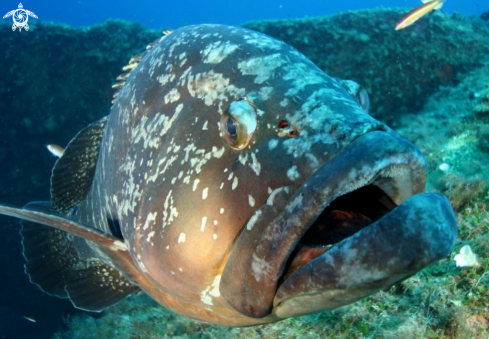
[51, 116, 108, 212]
[111, 30, 173, 103]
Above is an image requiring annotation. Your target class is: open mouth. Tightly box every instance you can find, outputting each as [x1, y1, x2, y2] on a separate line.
[280, 184, 397, 282]
[220, 131, 457, 319]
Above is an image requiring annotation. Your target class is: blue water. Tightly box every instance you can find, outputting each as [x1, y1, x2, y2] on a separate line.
[4, 0, 487, 29]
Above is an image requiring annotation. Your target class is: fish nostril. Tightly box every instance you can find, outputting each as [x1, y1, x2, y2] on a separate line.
[277, 120, 299, 138]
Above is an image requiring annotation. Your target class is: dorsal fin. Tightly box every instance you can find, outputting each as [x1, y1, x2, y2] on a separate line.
[111, 30, 173, 103]
[50, 116, 107, 212]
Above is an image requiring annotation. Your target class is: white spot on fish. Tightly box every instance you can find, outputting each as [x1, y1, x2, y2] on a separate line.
[251, 253, 273, 282]
[164, 88, 181, 104]
[142, 212, 157, 231]
[201, 40, 239, 64]
[238, 153, 248, 165]
[232, 177, 238, 190]
[247, 210, 262, 230]
[220, 208, 224, 214]
[200, 275, 222, 305]
[237, 53, 286, 84]
[287, 165, 300, 181]
[202, 187, 209, 200]
[178, 233, 186, 243]
[213, 234, 218, 240]
[201, 217, 207, 232]
[249, 153, 261, 176]
[258, 86, 274, 101]
[186, 70, 245, 106]
[202, 120, 208, 130]
[146, 231, 155, 242]
[269, 139, 278, 150]
[110, 240, 127, 252]
[212, 146, 225, 158]
[193, 179, 200, 191]
[248, 195, 255, 207]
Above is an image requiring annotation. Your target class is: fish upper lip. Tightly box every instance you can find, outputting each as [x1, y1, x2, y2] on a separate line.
[220, 130, 428, 318]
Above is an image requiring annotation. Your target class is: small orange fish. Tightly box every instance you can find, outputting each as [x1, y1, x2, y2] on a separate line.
[395, 0, 446, 31]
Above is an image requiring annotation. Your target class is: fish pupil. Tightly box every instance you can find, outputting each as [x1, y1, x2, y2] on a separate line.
[226, 117, 237, 137]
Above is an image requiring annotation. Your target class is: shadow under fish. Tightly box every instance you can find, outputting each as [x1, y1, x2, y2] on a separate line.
[0, 24, 457, 326]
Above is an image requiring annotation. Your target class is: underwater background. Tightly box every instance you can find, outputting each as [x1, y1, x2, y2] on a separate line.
[0, 1, 488, 338]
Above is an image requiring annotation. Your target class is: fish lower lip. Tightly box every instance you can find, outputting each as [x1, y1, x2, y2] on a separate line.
[221, 131, 428, 318]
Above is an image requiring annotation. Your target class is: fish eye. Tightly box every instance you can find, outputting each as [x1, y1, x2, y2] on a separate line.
[356, 88, 370, 112]
[339, 79, 370, 112]
[220, 98, 257, 150]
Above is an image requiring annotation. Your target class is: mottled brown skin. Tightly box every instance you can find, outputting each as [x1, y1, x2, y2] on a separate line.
[0, 24, 457, 326]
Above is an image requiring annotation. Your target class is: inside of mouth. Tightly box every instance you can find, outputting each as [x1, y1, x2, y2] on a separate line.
[280, 184, 397, 281]
[299, 184, 396, 247]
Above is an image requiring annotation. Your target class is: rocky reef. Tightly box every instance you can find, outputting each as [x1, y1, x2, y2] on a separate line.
[244, 9, 489, 125]
[0, 7, 488, 339]
[0, 20, 160, 203]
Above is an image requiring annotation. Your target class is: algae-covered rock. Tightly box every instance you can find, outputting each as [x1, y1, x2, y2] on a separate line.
[243, 9, 489, 124]
[0, 20, 161, 201]
[396, 61, 489, 210]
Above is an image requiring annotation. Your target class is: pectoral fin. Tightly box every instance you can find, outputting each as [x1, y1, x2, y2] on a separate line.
[1, 202, 142, 311]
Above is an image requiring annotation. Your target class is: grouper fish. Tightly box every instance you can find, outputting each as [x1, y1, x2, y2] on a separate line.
[0, 24, 457, 326]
